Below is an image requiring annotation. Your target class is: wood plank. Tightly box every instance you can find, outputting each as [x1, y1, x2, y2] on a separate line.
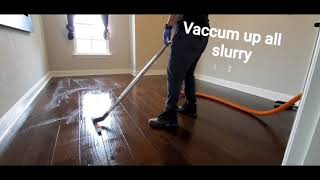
[112, 87, 190, 165]
[0, 74, 295, 165]
[144, 86, 282, 164]
[106, 90, 164, 165]
[117, 84, 264, 164]
[78, 89, 109, 165]
[51, 91, 80, 165]
[79, 88, 135, 165]
[124, 88, 221, 164]
[99, 113, 136, 165]
[0, 121, 60, 165]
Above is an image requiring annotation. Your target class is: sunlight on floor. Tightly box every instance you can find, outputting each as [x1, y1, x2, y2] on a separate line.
[81, 90, 114, 134]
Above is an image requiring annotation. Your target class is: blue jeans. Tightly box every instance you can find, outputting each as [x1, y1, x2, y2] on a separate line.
[165, 29, 209, 111]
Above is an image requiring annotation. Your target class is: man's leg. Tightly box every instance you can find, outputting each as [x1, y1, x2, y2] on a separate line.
[178, 36, 209, 118]
[184, 59, 198, 104]
[149, 32, 195, 128]
[165, 45, 189, 112]
[177, 60, 199, 118]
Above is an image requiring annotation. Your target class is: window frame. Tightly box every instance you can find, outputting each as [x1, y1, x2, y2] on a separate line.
[72, 15, 112, 58]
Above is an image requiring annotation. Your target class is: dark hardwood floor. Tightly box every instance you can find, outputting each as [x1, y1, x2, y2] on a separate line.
[0, 74, 296, 165]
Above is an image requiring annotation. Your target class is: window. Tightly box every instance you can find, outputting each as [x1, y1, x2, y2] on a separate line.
[73, 15, 111, 56]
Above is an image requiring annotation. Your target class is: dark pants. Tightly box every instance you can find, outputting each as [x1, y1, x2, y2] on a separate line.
[165, 29, 209, 111]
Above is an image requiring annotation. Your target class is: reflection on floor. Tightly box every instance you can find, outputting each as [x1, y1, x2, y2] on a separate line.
[0, 74, 296, 165]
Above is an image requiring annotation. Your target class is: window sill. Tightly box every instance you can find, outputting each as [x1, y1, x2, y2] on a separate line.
[72, 53, 112, 59]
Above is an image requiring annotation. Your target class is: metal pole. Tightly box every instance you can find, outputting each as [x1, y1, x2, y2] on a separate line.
[93, 42, 171, 123]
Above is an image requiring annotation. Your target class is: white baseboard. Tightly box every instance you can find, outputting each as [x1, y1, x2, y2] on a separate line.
[50, 69, 132, 77]
[195, 73, 298, 104]
[131, 69, 167, 76]
[0, 73, 51, 151]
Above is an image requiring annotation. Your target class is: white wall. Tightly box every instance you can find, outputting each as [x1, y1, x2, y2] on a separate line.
[196, 15, 320, 96]
[133, 15, 169, 74]
[42, 15, 131, 71]
[283, 29, 320, 164]
[304, 113, 320, 165]
[130, 15, 319, 99]
[0, 15, 49, 117]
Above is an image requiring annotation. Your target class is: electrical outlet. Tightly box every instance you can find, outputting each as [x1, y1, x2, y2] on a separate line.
[228, 65, 232, 72]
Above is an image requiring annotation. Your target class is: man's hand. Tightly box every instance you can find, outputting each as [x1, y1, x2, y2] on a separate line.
[163, 24, 172, 46]
[163, 15, 178, 46]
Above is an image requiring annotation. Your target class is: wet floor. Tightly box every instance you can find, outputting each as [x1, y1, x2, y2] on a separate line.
[0, 74, 296, 165]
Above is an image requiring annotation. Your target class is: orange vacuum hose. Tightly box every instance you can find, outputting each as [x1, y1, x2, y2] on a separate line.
[180, 91, 302, 116]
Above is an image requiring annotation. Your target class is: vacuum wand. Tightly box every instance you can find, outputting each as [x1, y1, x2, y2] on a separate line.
[92, 42, 171, 125]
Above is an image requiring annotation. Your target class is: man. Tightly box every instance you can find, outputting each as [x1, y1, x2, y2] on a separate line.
[148, 15, 210, 128]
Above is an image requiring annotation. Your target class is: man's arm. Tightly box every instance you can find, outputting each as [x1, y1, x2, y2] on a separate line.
[163, 15, 179, 46]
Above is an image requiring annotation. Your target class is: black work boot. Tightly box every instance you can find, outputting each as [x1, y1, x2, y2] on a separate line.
[148, 110, 178, 129]
[177, 101, 197, 118]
